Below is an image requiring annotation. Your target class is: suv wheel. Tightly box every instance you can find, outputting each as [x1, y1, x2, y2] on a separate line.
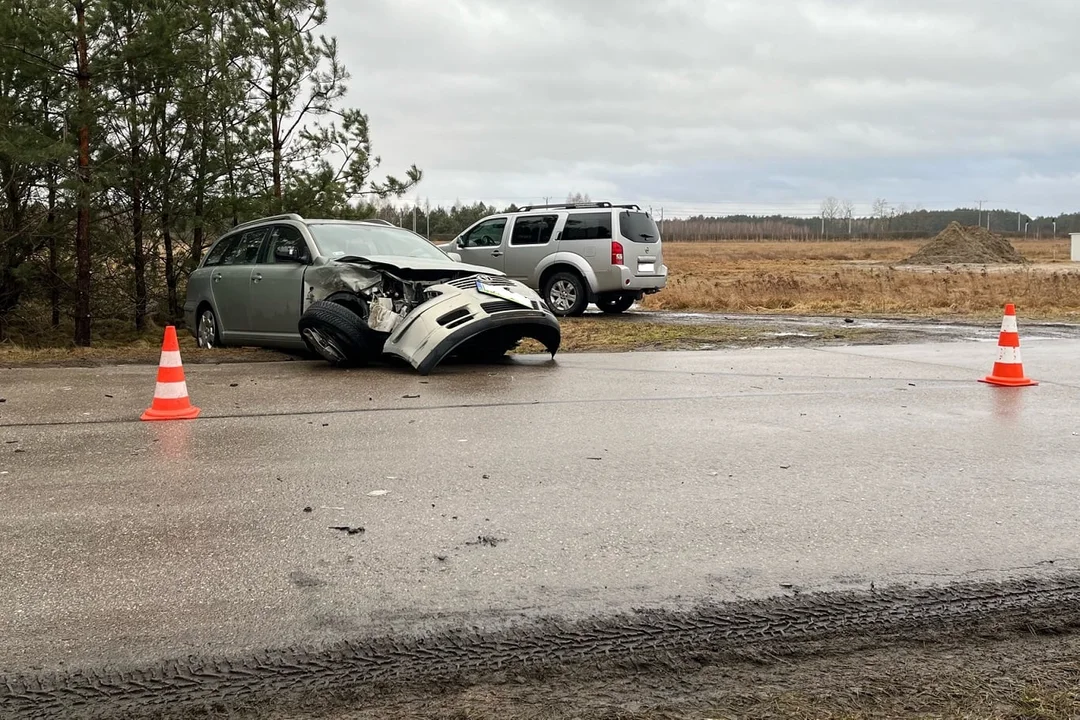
[298, 301, 374, 367]
[597, 294, 635, 314]
[544, 271, 588, 317]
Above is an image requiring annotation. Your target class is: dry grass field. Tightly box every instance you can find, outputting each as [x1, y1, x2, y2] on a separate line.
[641, 239, 1080, 319]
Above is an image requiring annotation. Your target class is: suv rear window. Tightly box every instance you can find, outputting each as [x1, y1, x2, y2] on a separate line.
[619, 211, 660, 243]
[562, 212, 612, 241]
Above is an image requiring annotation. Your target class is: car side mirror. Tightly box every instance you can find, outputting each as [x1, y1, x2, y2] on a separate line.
[274, 245, 302, 263]
[447, 252, 463, 262]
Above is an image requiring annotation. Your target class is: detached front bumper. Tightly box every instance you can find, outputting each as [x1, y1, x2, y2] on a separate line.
[382, 282, 561, 375]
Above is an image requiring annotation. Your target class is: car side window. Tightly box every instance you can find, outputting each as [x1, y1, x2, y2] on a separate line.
[460, 218, 506, 248]
[562, 212, 612, 241]
[203, 235, 239, 267]
[262, 225, 311, 264]
[510, 215, 558, 246]
[220, 229, 267, 266]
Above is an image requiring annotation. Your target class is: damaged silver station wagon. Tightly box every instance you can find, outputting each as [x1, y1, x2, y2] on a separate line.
[182, 214, 561, 374]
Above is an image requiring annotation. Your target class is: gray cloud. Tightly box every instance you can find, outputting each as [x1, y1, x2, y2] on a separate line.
[325, 0, 1080, 215]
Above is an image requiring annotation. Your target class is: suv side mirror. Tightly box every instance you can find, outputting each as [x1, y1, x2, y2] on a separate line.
[447, 252, 462, 262]
[274, 245, 303, 263]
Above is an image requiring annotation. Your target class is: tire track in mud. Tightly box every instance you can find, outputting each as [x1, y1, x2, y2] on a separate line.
[4, 574, 1080, 718]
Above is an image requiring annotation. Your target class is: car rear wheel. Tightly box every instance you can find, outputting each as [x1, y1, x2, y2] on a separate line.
[543, 271, 588, 317]
[196, 307, 223, 349]
[298, 301, 374, 367]
[596, 293, 635, 314]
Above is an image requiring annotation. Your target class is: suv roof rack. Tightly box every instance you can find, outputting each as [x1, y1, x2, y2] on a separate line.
[514, 202, 641, 212]
[357, 218, 395, 226]
[232, 213, 304, 230]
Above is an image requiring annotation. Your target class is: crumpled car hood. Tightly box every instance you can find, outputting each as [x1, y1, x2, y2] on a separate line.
[336, 255, 501, 277]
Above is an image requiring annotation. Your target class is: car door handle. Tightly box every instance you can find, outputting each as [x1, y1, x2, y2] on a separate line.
[252, 273, 262, 283]
[212, 273, 222, 282]
[491, 250, 503, 257]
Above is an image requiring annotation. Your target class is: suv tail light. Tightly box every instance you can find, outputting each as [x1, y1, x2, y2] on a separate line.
[611, 240, 624, 266]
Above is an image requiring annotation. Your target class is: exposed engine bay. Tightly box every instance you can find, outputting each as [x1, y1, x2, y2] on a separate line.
[304, 258, 456, 333]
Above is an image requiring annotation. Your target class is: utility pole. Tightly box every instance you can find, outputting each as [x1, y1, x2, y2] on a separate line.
[1017, 212, 1021, 232]
[413, 200, 417, 233]
[976, 200, 986, 228]
[425, 198, 431, 239]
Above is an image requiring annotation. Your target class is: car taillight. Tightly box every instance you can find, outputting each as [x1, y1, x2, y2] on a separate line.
[611, 240, 624, 266]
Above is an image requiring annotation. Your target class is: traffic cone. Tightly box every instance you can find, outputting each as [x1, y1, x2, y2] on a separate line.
[980, 304, 1038, 388]
[141, 326, 201, 421]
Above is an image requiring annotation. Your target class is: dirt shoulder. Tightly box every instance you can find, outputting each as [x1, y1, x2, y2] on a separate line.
[297, 627, 1080, 720]
[5, 575, 1079, 719]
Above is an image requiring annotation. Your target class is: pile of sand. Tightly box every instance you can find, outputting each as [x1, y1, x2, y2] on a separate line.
[904, 222, 1027, 265]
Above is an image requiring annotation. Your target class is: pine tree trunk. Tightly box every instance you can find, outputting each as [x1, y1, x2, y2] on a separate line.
[191, 113, 209, 264]
[129, 45, 146, 332]
[156, 95, 178, 320]
[73, 0, 92, 347]
[0, 163, 22, 342]
[162, 208, 177, 320]
[220, 104, 239, 226]
[48, 171, 59, 328]
[132, 140, 146, 331]
[41, 88, 61, 328]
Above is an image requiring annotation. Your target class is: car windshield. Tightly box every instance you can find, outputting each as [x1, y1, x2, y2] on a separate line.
[308, 223, 449, 261]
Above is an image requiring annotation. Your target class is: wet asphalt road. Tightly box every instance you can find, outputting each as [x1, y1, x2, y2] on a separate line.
[1, 341, 1079, 675]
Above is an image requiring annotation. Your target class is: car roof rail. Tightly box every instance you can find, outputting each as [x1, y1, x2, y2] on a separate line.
[515, 201, 614, 212]
[231, 213, 305, 230]
[357, 218, 395, 226]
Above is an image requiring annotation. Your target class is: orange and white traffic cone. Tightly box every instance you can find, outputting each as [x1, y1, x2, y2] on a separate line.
[141, 326, 201, 421]
[980, 303, 1038, 388]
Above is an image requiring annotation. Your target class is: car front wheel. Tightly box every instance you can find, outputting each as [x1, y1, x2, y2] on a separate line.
[298, 301, 374, 367]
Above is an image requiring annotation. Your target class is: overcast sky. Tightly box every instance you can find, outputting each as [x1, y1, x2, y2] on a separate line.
[325, 0, 1080, 217]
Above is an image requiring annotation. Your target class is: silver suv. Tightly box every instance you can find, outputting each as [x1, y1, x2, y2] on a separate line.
[439, 202, 667, 316]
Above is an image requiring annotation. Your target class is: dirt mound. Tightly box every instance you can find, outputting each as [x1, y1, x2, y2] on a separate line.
[905, 222, 1027, 265]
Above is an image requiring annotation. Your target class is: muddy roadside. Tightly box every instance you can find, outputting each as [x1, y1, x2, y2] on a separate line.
[5, 310, 1077, 369]
[273, 623, 1080, 720]
[5, 575, 1080, 719]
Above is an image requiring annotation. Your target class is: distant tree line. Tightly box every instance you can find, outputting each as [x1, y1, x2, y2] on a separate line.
[659, 200, 1080, 242]
[379, 199, 1080, 244]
